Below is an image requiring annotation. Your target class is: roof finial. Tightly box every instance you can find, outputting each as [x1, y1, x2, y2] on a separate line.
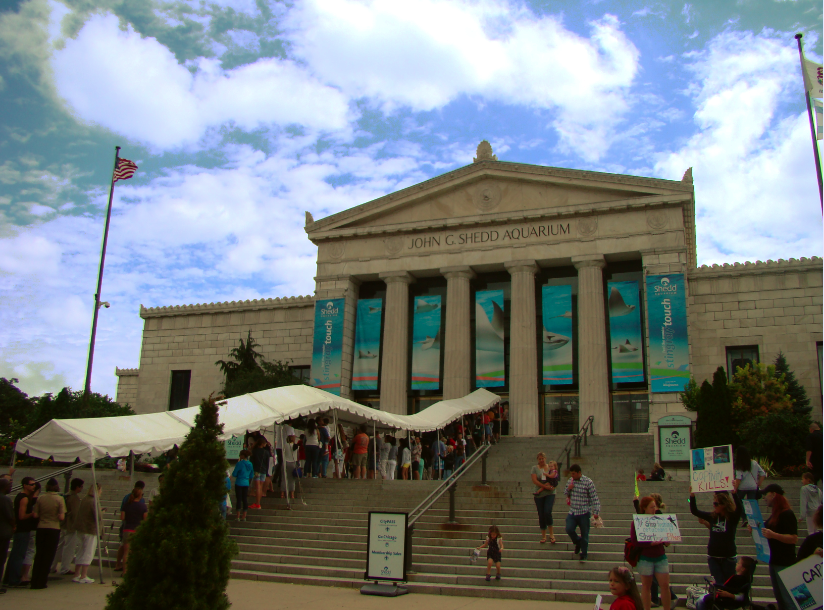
[681, 167, 693, 183]
[474, 140, 497, 163]
[305, 211, 314, 226]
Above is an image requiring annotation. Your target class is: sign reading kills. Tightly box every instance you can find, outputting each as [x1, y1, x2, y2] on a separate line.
[690, 444, 734, 493]
[366, 512, 408, 582]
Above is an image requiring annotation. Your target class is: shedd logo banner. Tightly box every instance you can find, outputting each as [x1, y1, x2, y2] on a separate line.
[646, 274, 690, 392]
[311, 298, 345, 395]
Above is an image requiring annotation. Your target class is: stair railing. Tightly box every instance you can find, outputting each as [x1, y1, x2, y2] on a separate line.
[10, 461, 91, 494]
[404, 442, 492, 574]
[555, 415, 595, 471]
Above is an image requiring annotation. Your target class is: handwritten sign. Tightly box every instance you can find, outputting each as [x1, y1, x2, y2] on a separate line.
[779, 555, 823, 610]
[366, 512, 408, 582]
[690, 444, 734, 493]
[594, 594, 603, 610]
[633, 514, 682, 542]
[742, 499, 770, 563]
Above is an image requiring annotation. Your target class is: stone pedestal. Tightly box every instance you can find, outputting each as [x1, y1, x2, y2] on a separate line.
[504, 260, 539, 436]
[573, 255, 610, 435]
[441, 266, 475, 400]
[379, 271, 414, 414]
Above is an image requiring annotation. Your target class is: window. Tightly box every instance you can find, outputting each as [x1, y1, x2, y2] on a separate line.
[611, 393, 649, 433]
[168, 370, 191, 411]
[290, 366, 310, 383]
[726, 346, 759, 380]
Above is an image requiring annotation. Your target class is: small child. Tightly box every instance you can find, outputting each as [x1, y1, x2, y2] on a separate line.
[476, 525, 504, 581]
[800, 472, 822, 533]
[547, 460, 560, 488]
[608, 566, 643, 610]
[401, 443, 412, 480]
[232, 450, 254, 521]
[696, 556, 755, 610]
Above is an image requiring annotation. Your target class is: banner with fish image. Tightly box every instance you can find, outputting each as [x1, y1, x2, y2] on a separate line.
[607, 281, 644, 383]
[541, 285, 573, 385]
[352, 298, 383, 391]
[475, 290, 506, 387]
[646, 273, 691, 392]
[410, 295, 442, 390]
[310, 298, 345, 396]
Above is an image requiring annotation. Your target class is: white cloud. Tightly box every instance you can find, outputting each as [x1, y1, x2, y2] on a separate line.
[51, 14, 351, 149]
[0, 233, 62, 277]
[654, 30, 823, 264]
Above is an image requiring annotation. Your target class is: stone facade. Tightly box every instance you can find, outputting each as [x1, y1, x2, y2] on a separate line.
[114, 367, 139, 409]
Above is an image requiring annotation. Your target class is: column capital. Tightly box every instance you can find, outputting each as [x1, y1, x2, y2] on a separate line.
[379, 271, 415, 285]
[504, 260, 539, 275]
[572, 254, 606, 270]
[440, 265, 476, 280]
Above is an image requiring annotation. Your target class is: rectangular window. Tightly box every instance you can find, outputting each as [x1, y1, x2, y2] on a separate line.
[168, 370, 191, 411]
[725, 346, 759, 380]
[611, 393, 649, 433]
[290, 366, 310, 383]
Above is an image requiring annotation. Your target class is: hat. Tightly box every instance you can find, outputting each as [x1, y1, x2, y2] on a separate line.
[762, 483, 784, 495]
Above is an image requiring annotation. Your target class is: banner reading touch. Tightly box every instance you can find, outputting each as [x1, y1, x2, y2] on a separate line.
[541, 285, 573, 385]
[310, 298, 345, 395]
[690, 444, 734, 493]
[607, 280, 644, 383]
[646, 273, 690, 392]
[353, 298, 382, 391]
[475, 290, 505, 387]
[411, 296, 442, 390]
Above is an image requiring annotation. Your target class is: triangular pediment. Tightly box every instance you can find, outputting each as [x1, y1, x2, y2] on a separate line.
[306, 161, 693, 240]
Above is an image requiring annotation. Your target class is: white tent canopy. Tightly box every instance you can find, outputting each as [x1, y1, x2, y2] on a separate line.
[14, 386, 500, 463]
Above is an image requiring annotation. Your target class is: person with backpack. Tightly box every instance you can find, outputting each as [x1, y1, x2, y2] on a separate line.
[630, 496, 672, 610]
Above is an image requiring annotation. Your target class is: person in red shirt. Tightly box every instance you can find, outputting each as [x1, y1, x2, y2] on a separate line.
[352, 425, 369, 480]
[636, 470, 647, 482]
[609, 566, 642, 610]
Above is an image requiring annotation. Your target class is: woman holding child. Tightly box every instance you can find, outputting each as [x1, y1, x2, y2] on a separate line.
[530, 452, 559, 544]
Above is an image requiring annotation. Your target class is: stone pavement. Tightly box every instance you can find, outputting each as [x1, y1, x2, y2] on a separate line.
[1, 575, 595, 610]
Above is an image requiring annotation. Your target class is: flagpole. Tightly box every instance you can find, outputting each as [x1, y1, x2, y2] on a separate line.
[84, 146, 121, 396]
[794, 34, 823, 212]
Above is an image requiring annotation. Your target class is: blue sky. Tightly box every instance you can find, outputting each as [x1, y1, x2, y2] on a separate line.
[0, 0, 821, 398]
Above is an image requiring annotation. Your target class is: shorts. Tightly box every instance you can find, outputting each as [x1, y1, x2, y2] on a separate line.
[402, 463, 412, 468]
[123, 530, 138, 543]
[487, 549, 502, 563]
[485, 424, 493, 435]
[637, 556, 669, 576]
[352, 453, 367, 468]
[23, 533, 36, 565]
[254, 472, 266, 482]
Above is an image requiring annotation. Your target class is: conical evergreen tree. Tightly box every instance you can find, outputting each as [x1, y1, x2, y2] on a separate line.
[774, 352, 811, 414]
[106, 397, 236, 610]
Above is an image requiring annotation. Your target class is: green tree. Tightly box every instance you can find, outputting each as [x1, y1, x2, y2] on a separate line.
[730, 363, 792, 432]
[0, 377, 32, 429]
[738, 408, 812, 470]
[773, 352, 811, 414]
[215, 330, 304, 398]
[215, 329, 263, 383]
[105, 396, 236, 610]
[681, 367, 735, 448]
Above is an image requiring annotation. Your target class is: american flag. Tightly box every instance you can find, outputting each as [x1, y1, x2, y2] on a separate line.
[113, 158, 138, 182]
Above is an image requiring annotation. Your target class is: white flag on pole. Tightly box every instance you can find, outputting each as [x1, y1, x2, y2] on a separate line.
[804, 58, 823, 98]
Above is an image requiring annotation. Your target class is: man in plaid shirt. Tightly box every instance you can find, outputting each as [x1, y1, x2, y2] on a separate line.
[564, 463, 600, 562]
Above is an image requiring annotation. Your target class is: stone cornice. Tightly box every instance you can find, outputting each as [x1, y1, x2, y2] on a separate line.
[140, 296, 314, 318]
[688, 257, 822, 278]
[115, 367, 139, 377]
[572, 254, 607, 270]
[307, 162, 693, 239]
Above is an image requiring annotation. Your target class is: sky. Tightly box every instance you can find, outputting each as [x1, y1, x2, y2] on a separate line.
[0, 0, 822, 399]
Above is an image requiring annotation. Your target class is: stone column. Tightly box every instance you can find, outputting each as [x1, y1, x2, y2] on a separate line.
[441, 266, 475, 400]
[572, 254, 610, 435]
[504, 260, 539, 436]
[379, 271, 414, 415]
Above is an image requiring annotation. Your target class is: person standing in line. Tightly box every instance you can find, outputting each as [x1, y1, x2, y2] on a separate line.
[367, 431, 382, 480]
[442, 445, 456, 479]
[232, 450, 254, 521]
[749, 484, 797, 610]
[114, 481, 144, 572]
[281, 435, 298, 500]
[0, 478, 14, 594]
[733, 446, 765, 527]
[432, 435, 446, 480]
[564, 463, 600, 563]
[800, 472, 822, 534]
[4, 476, 37, 588]
[411, 437, 422, 481]
[57, 478, 84, 575]
[806, 423, 822, 489]
[30, 478, 66, 589]
[386, 437, 398, 481]
[401, 439, 412, 480]
[531, 452, 557, 544]
[319, 418, 332, 478]
[72, 483, 104, 584]
[333, 424, 348, 479]
[250, 436, 270, 510]
[304, 419, 321, 479]
[379, 434, 391, 480]
[631, 496, 672, 610]
[689, 491, 742, 584]
[352, 425, 369, 480]
[120, 485, 147, 576]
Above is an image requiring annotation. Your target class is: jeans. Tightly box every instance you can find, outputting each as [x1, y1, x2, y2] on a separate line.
[444, 469, 453, 478]
[565, 512, 591, 558]
[320, 449, 329, 477]
[534, 494, 556, 529]
[304, 445, 320, 477]
[769, 563, 795, 610]
[4, 530, 31, 585]
[708, 556, 737, 585]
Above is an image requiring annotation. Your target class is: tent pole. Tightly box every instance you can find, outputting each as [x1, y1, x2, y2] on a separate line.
[279, 425, 290, 509]
[332, 410, 339, 478]
[372, 420, 376, 480]
[91, 455, 105, 584]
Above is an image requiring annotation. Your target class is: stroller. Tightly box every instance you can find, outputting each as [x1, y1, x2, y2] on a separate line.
[686, 562, 757, 610]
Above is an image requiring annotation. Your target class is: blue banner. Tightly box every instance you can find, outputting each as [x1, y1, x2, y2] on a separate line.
[352, 299, 382, 391]
[310, 298, 345, 395]
[646, 274, 690, 392]
[411, 296, 442, 390]
[541, 285, 573, 385]
[742, 499, 771, 563]
[607, 280, 644, 383]
[475, 290, 505, 387]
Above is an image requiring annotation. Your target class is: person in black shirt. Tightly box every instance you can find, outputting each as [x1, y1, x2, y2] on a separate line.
[797, 505, 823, 562]
[0, 478, 14, 594]
[690, 491, 742, 584]
[806, 423, 822, 488]
[649, 463, 666, 481]
[749, 484, 797, 610]
[3, 477, 37, 587]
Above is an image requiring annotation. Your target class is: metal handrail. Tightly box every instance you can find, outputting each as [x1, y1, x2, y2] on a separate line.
[554, 415, 595, 470]
[10, 461, 90, 494]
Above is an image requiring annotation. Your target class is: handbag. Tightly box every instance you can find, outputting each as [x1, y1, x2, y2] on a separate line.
[623, 537, 643, 567]
[292, 465, 302, 478]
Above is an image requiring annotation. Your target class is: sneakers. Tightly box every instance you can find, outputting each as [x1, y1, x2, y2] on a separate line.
[250, 504, 262, 509]
[72, 576, 94, 584]
[485, 575, 491, 581]
[579, 556, 588, 563]
[495, 574, 501, 580]
[574, 541, 581, 555]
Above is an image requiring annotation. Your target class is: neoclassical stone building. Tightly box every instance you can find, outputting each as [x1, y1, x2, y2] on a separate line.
[117, 143, 823, 448]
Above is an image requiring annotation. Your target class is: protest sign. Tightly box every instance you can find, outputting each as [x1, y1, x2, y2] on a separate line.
[742, 499, 771, 563]
[690, 444, 734, 493]
[779, 555, 823, 610]
[632, 514, 682, 542]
